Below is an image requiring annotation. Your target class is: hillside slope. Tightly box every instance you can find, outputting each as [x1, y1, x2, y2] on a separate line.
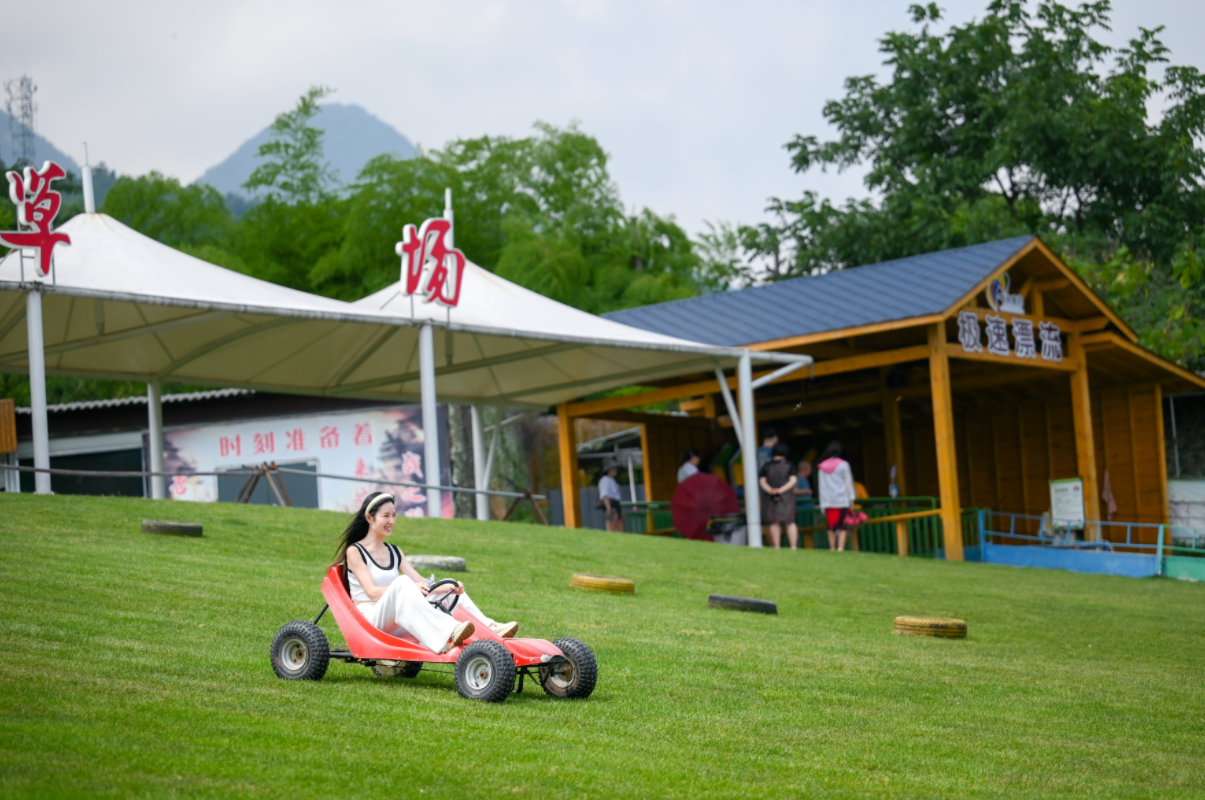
[0, 494, 1202, 798]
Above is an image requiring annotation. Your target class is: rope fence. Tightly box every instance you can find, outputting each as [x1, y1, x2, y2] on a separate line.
[0, 463, 545, 501]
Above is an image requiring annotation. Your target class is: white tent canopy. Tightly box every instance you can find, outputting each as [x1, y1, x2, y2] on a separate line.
[0, 212, 810, 540]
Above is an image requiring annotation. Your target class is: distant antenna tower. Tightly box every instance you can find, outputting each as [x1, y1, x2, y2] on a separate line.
[5, 75, 37, 166]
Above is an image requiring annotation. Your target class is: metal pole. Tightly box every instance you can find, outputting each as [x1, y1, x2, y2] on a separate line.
[470, 403, 489, 521]
[738, 351, 761, 548]
[419, 322, 441, 518]
[147, 380, 166, 499]
[26, 288, 51, 495]
[82, 143, 96, 214]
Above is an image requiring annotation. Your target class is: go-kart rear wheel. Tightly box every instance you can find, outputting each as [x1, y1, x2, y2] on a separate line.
[271, 620, 330, 681]
[540, 637, 597, 699]
[454, 640, 515, 702]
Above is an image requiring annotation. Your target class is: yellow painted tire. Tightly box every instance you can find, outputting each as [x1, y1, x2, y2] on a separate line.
[894, 615, 967, 638]
[569, 574, 635, 595]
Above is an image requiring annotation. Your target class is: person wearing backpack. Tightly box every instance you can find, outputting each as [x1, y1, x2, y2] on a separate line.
[817, 441, 856, 552]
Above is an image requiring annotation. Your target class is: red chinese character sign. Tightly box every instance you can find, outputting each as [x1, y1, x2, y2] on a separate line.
[395, 218, 466, 308]
[0, 161, 72, 277]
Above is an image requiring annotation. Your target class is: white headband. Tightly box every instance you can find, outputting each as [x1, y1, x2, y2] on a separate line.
[366, 493, 395, 514]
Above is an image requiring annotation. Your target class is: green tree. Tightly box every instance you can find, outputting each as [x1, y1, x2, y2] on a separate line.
[244, 85, 338, 203]
[737, 0, 1205, 366]
[103, 172, 236, 251]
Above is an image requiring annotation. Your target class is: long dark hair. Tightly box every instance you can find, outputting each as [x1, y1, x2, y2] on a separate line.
[680, 447, 700, 467]
[822, 441, 843, 461]
[333, 491, 394, 593]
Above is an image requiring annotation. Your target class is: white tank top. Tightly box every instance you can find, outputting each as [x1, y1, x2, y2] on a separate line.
[347, 542, 401, 603]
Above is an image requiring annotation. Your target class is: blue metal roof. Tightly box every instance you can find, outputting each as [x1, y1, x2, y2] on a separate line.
[604, 236, 1036, 347]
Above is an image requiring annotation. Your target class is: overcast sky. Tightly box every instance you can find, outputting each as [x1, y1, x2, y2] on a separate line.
[4, 0, 1203, 235]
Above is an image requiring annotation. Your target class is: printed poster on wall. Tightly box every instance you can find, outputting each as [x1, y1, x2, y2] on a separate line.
[1049, 477, 1085, 529]
[161, 406, 453, 517]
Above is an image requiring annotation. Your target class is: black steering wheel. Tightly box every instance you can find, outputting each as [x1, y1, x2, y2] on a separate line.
[427, 578, 461, 615]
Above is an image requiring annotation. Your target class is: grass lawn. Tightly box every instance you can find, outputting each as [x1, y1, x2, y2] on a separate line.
[1, 494, 1203, 799]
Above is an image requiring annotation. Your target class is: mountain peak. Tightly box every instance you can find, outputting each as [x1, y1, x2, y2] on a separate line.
[196, 102, 416, 197]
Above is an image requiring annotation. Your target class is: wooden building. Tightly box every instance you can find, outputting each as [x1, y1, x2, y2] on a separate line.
[557, 236, 1205, 559]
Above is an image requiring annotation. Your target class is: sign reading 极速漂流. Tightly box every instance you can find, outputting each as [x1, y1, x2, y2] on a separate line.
[957, 313, 1062, 363]
[395, 218, 467, 309]
[0, 161, 72, 277]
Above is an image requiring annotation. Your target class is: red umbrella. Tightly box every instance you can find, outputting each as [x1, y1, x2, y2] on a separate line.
[671, 473, 740, 541]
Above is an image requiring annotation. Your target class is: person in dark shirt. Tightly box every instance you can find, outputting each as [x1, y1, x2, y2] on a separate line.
[758, 442, 798, 549]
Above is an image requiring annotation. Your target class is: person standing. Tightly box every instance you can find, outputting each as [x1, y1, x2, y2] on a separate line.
[677, 448, 702, 483]
[817, 441, 856, 551]
[758, 442, 799, 549]
[598, 462, 624, 532]
[756, 428, 779, 471]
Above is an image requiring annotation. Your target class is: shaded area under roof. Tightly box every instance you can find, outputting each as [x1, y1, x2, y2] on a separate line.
[604, 236, 1036, 346]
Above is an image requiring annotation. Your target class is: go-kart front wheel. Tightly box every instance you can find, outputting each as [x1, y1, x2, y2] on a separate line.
[454, 640, 516, 702]
[270, 620, 330, 681]
[540, 637, 597, 699]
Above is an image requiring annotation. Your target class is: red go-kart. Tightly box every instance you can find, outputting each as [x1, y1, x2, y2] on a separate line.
[270, 566, 597, 702]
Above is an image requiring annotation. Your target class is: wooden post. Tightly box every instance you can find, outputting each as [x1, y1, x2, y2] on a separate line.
[0, 398, 15, 455]
[1153, 383, 1170, 536]
[896, 519, 910, 557]
[556, 403, 582, 529]
[881, 393, 907, 496]
[639, 423, 655, 532]
[1067, 332, 1101, 538]
[928, 323, 965, 561]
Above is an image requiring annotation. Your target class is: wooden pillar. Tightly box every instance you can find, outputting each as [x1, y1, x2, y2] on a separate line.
[880, 376, 908, 496]
[1067, 332, 1101, 537]
[895, 520, 910, 557]
[927, 323, 965, 561]
[1153, 383, 1170, 532]
[639, 423, 655, 531]
[556, 403, 582, 529]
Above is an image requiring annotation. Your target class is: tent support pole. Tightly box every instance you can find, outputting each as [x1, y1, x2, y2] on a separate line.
[738, 351, 761, 548]
[26, 288, 50, 495]
[419, 323, 441, 518]
[470, 403, 489, 521]
[147, 379, 166, 499]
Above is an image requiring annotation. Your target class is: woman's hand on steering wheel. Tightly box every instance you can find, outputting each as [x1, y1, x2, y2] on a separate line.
[427, 578, 463, 614]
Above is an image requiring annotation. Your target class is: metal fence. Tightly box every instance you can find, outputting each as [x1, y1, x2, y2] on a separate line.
[975, 510, 1205, 579]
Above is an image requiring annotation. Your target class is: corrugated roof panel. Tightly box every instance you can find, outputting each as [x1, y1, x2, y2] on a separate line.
[605, 236, 1035, 346]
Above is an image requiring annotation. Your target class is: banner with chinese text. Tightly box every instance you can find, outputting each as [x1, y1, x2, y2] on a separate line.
[161, 406, 452, 517]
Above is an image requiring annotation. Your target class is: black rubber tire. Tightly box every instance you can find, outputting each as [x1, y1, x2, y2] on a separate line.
[142, 519, 203, 537]
[454, 640, 516, 702]
[708, 594, 777, 615]
[540, 637, 598, 699]
[371, 661, 424, 678]
[270, 620, 330, 680]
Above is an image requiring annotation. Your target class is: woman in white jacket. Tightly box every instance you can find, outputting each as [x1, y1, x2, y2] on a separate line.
[816, 441, 856, 551]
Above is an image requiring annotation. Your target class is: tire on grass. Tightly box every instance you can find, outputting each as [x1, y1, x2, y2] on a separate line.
[270, 620, 330, 680]
[142, 519, 203, 537]
[569, 574, 635, 595]
[893, 616, 967, 638]
[454, 640, 516, 702]
[408, 555, 466, 573]
[373, 661, 424, 678]
[708, 594, 777, 614]
[540, 637, 598, 699]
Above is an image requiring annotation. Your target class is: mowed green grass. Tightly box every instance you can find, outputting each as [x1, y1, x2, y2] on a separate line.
[1, 495, 1203, 799]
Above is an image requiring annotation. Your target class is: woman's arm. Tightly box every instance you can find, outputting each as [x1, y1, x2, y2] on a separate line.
[782, 475, 798, 492]
[758, 476, 773, 494]
[346, 546, 387, 603]
[400, 552, 463, 596]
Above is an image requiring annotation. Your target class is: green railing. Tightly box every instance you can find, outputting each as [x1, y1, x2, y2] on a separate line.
[802, 497, 944, 555]
[620, 501, 676, 535]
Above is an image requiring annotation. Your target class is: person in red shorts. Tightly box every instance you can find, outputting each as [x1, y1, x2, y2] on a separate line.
[817, 441, 856, 551]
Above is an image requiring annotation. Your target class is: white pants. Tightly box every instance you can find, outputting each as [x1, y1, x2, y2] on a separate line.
[357, 579, 498, 653]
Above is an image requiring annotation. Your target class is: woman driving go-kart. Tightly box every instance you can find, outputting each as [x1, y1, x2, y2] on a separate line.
[270, 491, 598, 702]
[341, 491, 517, 652]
